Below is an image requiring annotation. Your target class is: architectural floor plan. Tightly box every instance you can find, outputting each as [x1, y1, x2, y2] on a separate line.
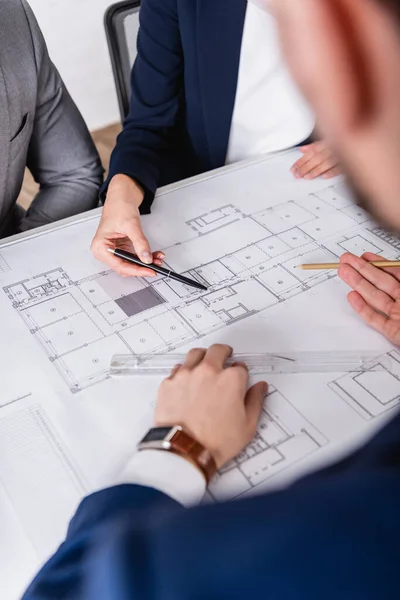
[209, 386, 328, 500]
[1, 151, 400, 598]
[329, 349, 400, 420]
[3, 179, 399, 393]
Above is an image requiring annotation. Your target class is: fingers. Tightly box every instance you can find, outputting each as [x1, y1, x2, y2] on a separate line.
[91, 238, 158, 278]
[183, 348, 207, 369]
[112, 247, 165, 274]
[339, 253, 400, 304]
[339, 264, 393, 316]
[361, 252, 400, 281]
[92, 228, 166, 278]
[153, 251, 166, 267]
[228, 361, 250, 396]
[104, 253, 156, 278]
[339, 254, 400, 345]
[112, 258, 157, 278]
[360, 252, 385, 262]
[321, 166, 341, 179]
[347, 291, 393, 339]
[293, 148, 330, 176]
[167, 364, 182, 380]
[124, 217, 153, 265]
[302, 157, 339, 180]
[292, 144, 338, 179]
[182, 344, 243, 375]
[230, 361, 248, 372]
[291, 142, 325, 175]
[245, 382, 267, 434]
[203, 344, 233, 370]
[92, 183, 166, 277]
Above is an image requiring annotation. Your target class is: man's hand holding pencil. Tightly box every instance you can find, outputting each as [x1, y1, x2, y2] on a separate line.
[338, 253, 400, 345]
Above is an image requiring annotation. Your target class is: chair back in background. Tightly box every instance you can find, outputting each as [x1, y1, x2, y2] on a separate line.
[105, 1, 141, 121]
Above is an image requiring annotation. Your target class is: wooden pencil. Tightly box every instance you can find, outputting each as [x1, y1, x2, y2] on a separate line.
[297, 261, 400, 270]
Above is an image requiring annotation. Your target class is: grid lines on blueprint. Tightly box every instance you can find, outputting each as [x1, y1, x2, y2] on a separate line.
[329, 350, 400, 420]
[209, 386, 328, 500]
[3, 182, 400, 393]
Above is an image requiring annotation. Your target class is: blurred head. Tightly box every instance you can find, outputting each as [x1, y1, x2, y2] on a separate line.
[269, 0, 400, 231]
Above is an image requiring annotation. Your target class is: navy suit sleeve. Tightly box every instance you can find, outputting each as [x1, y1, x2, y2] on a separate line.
[103, 0, 183, 212]
[22, 485, 181, 600]
[22, 416, 400, 600]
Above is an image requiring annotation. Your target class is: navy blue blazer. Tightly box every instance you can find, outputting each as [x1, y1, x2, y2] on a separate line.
[105, 0, 310, 211]
[23, 411, 400, 599]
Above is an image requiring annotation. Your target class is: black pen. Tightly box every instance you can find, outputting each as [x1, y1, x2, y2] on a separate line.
[108, 248, 208, 292]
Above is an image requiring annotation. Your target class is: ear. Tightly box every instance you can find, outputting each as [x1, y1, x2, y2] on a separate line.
[273, 0, 375, 135]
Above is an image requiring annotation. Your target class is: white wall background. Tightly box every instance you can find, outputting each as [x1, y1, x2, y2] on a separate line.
[29, 0, 121, 131]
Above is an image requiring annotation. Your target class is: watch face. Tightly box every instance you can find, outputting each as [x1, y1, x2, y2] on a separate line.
[141, 427, 172, 444]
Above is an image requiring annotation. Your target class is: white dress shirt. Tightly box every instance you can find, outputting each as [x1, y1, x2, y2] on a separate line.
[116, 3, 315, 506]
[115, 450, 206, 507]
[226, 1, 315, 164]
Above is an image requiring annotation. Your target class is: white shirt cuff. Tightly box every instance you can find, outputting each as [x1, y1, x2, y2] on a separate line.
[115, 449, 207, 507]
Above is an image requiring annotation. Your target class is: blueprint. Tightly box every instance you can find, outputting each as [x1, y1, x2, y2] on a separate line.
[209, 385, 328, 500]
[329, 349, 400, 419]
[3, 181, 398, 394]
[0, 150, 399, 598]
[0, 252, 10, 274]
[0, 391, 93, 600]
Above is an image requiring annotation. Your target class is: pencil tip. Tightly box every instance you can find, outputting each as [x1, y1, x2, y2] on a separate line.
[107, 248, 115, 254]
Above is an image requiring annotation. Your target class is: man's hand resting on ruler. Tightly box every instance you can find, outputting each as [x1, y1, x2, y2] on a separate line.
[91, 175, 165, 277]
[291, 141, 342, 180]
[339, 252, 400, 345]
[155, 345, 267, 469]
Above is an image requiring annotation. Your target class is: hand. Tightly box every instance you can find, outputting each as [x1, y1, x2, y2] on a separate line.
[291, 141, 341, 180]
[155, 345, 267, 469]
[338, 252, 400, 345]
[91, 174, 165, 278]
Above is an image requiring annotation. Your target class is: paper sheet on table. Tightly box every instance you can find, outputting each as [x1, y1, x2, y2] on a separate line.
[0, 149, 399, 598]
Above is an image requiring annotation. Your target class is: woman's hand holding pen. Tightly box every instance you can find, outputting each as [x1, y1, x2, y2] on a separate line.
[91, 174, 165, 277]
[339, 252, 400, 345]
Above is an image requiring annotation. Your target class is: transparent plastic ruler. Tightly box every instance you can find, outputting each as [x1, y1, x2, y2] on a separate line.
[110, 352, 390, 376]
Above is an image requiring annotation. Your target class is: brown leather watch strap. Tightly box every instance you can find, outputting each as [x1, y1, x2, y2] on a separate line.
[168, 428, 217, 485]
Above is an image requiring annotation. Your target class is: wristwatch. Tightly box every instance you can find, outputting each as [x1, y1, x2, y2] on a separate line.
[138, 425, 217, 485]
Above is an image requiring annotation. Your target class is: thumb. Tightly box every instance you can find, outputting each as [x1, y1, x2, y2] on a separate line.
[245, 382, 267, 434]
[126, 215, 153, 264]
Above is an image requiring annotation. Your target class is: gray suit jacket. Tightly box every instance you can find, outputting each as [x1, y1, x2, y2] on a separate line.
[0, 0, 104, 237]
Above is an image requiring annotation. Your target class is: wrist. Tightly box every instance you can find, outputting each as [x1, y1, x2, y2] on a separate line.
[108, 174, 144, 209]
[138, 426, 218, 485]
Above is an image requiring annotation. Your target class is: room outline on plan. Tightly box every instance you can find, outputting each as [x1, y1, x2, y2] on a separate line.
[3, 181, 400, 394]
[329, 349, 400, 420]
[208, 385, 328, 501]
